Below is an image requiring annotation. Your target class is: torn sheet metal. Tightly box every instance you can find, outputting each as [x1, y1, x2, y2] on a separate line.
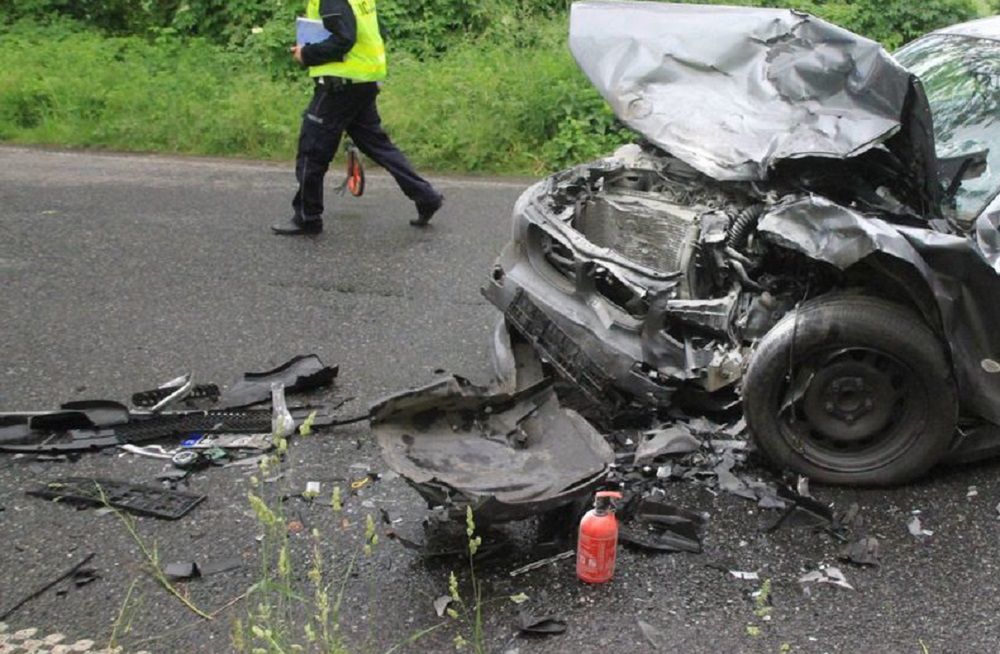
[219, 354, 338, 408]
[569, 2, 932, 185]
[371, 377, 614, 523]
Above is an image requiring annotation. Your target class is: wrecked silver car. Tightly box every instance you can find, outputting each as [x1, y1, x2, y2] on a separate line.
[484, 3, 1000, 486]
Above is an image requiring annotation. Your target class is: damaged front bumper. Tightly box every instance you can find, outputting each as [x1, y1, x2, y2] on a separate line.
[483, 179, 743, 411]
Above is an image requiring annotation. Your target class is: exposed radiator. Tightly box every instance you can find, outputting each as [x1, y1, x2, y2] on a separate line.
[575, 192, 700, 273]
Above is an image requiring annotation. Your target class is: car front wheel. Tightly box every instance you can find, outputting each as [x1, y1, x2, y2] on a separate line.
[743, 294, 957, 486]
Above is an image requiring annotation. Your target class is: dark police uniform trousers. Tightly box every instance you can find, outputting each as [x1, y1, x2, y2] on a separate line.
[292, 78, 438, 220]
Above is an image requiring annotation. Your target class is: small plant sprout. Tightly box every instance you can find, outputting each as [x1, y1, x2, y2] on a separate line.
[298, 410, 317, 436]
[330, 486, 342, 512]
[753, 578, 773, 618]
[465, 506, 482, 557]
[363, 514, 378, 556]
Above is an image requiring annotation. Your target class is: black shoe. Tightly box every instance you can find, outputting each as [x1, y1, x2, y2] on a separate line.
[271, 216, 323, 235]
[411, 194, 444, 227]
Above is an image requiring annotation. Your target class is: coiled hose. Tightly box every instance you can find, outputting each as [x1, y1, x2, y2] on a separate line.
[726, 204, 766, 250]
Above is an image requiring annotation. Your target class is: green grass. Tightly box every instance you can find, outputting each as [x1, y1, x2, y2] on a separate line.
[1, 0, 991, 175]
[0, 17, 626, 174]
[0, 19, 304, 159]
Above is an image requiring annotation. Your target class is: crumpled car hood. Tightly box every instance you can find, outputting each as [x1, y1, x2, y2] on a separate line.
[569, 1, 928, 183]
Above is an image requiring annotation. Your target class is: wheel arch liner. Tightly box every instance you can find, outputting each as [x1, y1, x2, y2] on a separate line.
[370, 377, 615, 524]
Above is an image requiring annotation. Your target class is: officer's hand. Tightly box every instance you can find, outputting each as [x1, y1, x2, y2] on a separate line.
[290, 45, 304, 65]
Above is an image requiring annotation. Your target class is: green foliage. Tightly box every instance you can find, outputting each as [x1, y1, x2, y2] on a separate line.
[379, 0, 569, 58]
[791, 0, 982, 49]
[378, 18, 628, 174]
[670, 0, 982, 49]
[0, 0, 994, 173]
[0, 19, 304, 157]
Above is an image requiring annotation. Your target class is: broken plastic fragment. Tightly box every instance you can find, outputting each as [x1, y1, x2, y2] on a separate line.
[164, 561, 200, 581]
[633, 424, 700, 464]
[27, 478, 204, 519]
[271, 383, 295, 438]
[619, 497, 706, 553]
[149, 374, 194, 413]
[730, 571, 759, 581]
[838, 537, 880, 567]
[517, 611, 567, 636]
[798, 566, 854, 591]
[303, 481, 321, 499]
[907, 515, 934, 538]
[219, 355, 338, 409]
[433, 595, 453, 618]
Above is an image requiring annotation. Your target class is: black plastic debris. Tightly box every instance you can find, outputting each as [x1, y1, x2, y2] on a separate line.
[517, 610, 567, 636]
[0, 416, 31, 444]
[1, 407, 328, 454]
[838, 536, 880, 567]
[219, 354, 338, 409]
[28, 400, 130, 431]
[133, 382, 220, 408]
[372, 377, 614, 524]
[619, 497, 706, 553]
[27, 477, 205, 519]
[762, 486, 835, 532]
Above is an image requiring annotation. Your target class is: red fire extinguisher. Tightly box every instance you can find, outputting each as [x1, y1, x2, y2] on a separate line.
[576, 491, 623, 584]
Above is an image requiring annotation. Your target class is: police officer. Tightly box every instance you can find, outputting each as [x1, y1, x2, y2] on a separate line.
[273, 0, 444, 235]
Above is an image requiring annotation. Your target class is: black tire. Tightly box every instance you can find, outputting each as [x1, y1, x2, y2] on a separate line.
[743, 294, 956, 486]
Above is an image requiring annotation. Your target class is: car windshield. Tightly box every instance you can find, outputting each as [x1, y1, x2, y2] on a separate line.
[897, 34, 1000, 222]
[896, 34, 1000, 221]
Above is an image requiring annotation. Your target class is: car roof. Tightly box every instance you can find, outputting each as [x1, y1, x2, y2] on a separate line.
[932, 15, 1000, 42]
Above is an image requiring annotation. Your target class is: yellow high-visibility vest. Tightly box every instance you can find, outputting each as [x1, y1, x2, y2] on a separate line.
[306, 0, 387, 81]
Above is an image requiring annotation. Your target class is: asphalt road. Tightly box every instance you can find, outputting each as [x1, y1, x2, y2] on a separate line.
[2, 145, 1000, 654]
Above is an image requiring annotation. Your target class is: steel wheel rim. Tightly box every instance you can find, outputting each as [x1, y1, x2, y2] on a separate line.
[778, 346, 927, 474]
